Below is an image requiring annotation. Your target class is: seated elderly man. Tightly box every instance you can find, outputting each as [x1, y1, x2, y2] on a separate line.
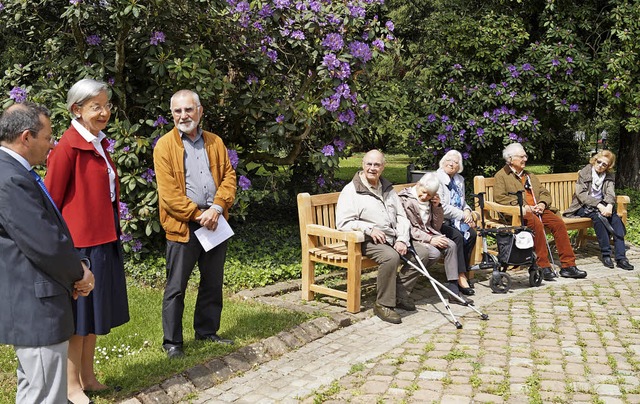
[336, 150, 441, 324]
[495, 143, 587, 280]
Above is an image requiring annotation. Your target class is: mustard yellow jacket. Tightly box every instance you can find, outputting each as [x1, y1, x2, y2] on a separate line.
[153, 128, 236, 242]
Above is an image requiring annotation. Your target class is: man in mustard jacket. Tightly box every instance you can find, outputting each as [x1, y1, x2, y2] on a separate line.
[153, 90, 236, 359]
[494, 143, 586, 281]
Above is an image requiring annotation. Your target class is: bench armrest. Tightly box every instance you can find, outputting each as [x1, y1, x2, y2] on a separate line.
[482, 201, 525, 226]
[306, 224, 365, 243]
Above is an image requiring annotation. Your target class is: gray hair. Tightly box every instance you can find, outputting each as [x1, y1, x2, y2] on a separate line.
[0, 102, 51, 143]
[417, 171, 440, 194]
[438, 149, 464, 173]
[170, 90, 201, 109]
[66, 78, 110, 112]
[502, 143, 525, 162]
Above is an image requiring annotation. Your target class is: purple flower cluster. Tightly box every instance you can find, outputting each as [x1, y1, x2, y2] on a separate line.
[338, 109, 356, 125]
[228, 149, 239, 169]
[69, 0, 81, 4]
[106, 138, 116, 153]
[349, 41, 372, 62]
[132, 240, 142, 252]
[333, 138, 346, 151]
[273, 0, 290, 9]
[120, 233, 133, 242]
[141, 168, 155, 183]
[86, 34, 101, 46]
[9, 86, 27, 103]
[322, 33, 344, 52]
[309, 0, 321, 12]
[316, 175, 326, 187]
[149, 31, 166, 45]
[291, 30, 305, 40]
[569, 104, 579, 112]
[265, 49, 278, 62]
[385, 21, 394, 31]
[348, 3, 365, 18]
[322, 145, 335, 156]
[153, 115, 169, 127]
[246, 73, 258, 84]
[119, 202, 133, 220]
[238, 175, 251, 190]
[258, 3, 273, 17]
[276, 114, 285, 123]
[372, 39, 385, 51]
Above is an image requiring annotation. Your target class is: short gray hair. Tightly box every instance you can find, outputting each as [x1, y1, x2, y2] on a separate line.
[66, 78, 110, 112]
[0, 102, 51, 143]
[502, 143, 525, 162]
[438, 150, 464, 173]
[417, 171, 440, 194]
[170, 90, 201, 109]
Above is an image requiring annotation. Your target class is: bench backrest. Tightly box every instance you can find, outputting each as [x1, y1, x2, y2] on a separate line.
[298, 183, 414, 247]
[473, 172, 579, 214]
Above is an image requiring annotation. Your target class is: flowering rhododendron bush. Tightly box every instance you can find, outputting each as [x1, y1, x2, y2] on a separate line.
[0, 0, 397, 257]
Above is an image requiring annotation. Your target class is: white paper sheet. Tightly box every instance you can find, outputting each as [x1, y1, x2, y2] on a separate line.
[194, 216, 235, 252]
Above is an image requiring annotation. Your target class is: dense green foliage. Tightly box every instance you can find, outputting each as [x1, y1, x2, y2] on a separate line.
[2, 0, 640, 257]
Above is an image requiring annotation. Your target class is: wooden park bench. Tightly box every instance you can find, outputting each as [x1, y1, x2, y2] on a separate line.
[297, 183, 413, 313]
[472, 172, 630, 263]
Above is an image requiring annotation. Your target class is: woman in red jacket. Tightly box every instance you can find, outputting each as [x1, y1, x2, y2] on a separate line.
[45, 78, 129, 404]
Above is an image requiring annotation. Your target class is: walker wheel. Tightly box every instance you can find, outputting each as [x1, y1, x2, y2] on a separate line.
[481, 314, 489, 320]
[490, 272, 511, 293]
[455, 321, 463, 329]
[529, 267, 543, 287]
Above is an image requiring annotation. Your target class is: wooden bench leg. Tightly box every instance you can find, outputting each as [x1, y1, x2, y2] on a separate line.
[576, 229, 587, 249]
[346, 260, 362, 313]
[301, 254, 314, 301]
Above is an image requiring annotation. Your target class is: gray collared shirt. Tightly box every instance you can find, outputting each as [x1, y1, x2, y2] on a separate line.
[181, 129, 218, 210]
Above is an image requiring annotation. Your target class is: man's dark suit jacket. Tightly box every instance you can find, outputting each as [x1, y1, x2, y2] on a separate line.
[0, 149, 84, 347]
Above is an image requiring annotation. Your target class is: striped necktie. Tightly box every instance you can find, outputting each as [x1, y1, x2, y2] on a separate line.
[30, 169, 61, 215]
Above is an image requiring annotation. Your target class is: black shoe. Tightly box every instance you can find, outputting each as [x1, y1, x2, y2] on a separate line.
[374, 303, 402, 324]
[164, 345, 184, 359]
[616, 259, 634, 270]
[602, 256, 614, 268]
[448, 294, 474, 306]
[541, 267, 556, 281]
[459, 285, 475, 296]
[396, 297, 416, 311]
[195, 333, 235, 345]
[559, 266, 587, 279]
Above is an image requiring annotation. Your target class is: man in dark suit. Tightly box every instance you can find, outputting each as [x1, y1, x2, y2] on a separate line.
[0, 102, 95, 403]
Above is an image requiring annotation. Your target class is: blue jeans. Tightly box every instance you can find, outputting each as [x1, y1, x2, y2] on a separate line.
[576, 207, 627, 260]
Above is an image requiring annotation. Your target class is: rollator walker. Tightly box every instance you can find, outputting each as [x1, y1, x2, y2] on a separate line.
[470, 191, 542, 293]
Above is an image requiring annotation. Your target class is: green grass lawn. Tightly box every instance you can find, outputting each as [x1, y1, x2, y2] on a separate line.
[0, 280, 312, 403]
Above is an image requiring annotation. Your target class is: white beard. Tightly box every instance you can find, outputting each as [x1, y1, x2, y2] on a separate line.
[178, 119, 198, 134]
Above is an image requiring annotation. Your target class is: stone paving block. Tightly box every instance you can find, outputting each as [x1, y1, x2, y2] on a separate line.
[262, 335, 289, 357]
[161, 374, 195, 401]
[595, 383, 622, 396]
[439, 394, 471, 403]
[277, 330, 303, 349]
[223, 351, 253, 373]
[119, 399, 142, 404]
[138, 385, 173, 404]
[419, 370, 447, 380]
[205, 357, 235, 383]
[299, 320, 326, 341]
[236, 343, 272, 365]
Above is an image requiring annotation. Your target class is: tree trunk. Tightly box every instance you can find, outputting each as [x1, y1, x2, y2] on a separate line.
[615, 125, 640, 188]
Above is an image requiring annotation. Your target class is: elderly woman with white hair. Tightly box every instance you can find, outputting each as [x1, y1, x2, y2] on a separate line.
[45, 78, 129, 404]
[435, 150, 477, 295]
[398, 172, 474, 304]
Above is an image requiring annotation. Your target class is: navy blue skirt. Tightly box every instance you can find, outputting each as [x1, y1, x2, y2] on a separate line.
[74, 240, 130, 336]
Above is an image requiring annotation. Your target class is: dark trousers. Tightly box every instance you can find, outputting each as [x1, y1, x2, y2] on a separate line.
[362, 241, 440, 307]
[162, 222, 228, 349]
[441, 223, 477, 271]
[576, 207, 627, 260]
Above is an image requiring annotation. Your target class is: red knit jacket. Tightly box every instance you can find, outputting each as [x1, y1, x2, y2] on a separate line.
[44, 124, 120, 248]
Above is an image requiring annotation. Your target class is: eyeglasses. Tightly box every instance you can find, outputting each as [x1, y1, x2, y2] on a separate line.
[595, 160, 609, 168]
[84, 103, 113, 113]
[513, 154, 528, 160]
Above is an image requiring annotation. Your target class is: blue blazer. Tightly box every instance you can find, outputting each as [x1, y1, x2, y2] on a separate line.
[0, 150, 84, 346]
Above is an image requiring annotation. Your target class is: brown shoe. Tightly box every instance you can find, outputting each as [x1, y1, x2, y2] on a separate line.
[374, 303, 402, 324]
